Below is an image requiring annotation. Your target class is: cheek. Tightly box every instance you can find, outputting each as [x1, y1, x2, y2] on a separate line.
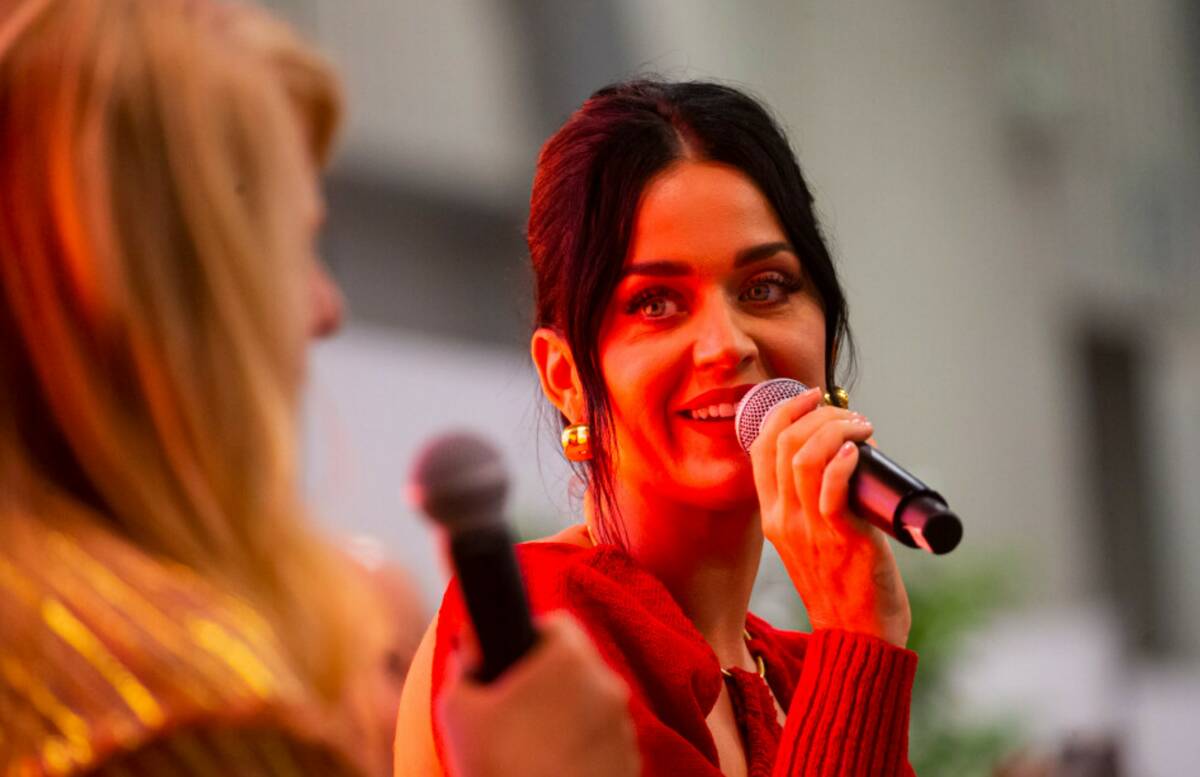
[768, 335, 825, 387]
[761, 305, 827, 387]
[598, 338, 687, 440]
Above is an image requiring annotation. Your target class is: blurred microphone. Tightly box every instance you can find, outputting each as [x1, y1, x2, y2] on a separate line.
[408, 431, 536, 681]
[735, 379, 963, 555]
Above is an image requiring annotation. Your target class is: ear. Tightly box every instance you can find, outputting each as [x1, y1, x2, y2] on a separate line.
[531, 327, 586, 423]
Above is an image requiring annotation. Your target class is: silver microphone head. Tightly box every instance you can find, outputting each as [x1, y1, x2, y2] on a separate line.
[734, 378, 811, 451]
[408, 431, 509, 533]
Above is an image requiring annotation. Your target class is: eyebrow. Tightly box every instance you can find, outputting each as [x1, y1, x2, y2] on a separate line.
[734, 241, 794, 267]
[621, 241, 796, 278]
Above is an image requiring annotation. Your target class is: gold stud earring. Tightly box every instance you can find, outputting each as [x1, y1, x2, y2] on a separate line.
[561, 423, 592, 462]
[824, 386, 850, 409]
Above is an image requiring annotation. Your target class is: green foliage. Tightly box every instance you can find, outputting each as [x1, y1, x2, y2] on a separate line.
[909, 722, 1021, 777]
[902, 556, 1024, 777]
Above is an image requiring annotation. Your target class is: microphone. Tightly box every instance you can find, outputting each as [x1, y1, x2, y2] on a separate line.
[408, 431, 537, 681]
[735, 379, 963, 555]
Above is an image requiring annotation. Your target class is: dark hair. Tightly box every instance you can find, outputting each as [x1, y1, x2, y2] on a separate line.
[528, 79, 853, 544]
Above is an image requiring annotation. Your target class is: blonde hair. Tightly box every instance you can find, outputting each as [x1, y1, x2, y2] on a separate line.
[0, 0, 368, 699]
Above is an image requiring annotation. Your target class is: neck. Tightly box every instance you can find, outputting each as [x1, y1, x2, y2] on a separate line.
[586, 480, 762, 669]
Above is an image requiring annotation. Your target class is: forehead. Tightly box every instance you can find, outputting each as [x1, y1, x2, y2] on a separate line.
[626, 161, 787, 266]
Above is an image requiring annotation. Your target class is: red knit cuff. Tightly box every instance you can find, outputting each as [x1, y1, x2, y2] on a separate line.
[774, 629, 918, 777]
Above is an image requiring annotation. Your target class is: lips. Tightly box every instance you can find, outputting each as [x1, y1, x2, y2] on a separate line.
[677, 384, 757, 422]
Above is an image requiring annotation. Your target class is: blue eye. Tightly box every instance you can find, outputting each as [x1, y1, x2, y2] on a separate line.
[626, 288, 682, 320]
[742, 283, 778, 303]
[740, 272, 802, 305]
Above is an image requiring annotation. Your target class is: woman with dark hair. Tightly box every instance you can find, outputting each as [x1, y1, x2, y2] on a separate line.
[396, 79, 917, 777]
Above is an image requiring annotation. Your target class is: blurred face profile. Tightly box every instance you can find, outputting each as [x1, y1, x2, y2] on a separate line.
[307, 263, 345, 335]
[266, 140, 344, 348]
[596, 160, 827, 510]
[308, 258, 344, 339]
[290, 170, 343, 340]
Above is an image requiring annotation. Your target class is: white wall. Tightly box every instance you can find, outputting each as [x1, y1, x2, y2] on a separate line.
[309, 0, 537, 204]
[302, 326, 572, 606]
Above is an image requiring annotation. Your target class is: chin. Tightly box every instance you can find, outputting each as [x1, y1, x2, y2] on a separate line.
[672, 463, 758, 511]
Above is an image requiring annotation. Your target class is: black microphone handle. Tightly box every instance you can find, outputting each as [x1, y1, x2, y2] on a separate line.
[448, 523, 538, 682]
[848, 444, 963, 555]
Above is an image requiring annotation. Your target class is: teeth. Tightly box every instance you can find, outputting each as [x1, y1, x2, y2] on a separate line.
[688, 403, 736, 420]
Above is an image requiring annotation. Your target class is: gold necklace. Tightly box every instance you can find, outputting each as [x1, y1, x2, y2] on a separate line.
[721, 629, 766, 679]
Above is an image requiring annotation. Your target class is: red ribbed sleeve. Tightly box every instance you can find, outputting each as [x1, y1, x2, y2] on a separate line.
[772, 629, 918, 777]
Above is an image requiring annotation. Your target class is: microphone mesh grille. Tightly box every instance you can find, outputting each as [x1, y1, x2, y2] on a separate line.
[734, 379, 810, 451]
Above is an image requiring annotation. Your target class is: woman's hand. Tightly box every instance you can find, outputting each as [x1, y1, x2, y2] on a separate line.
[436, 612, 640, 777]
[749, 386, 911, 647]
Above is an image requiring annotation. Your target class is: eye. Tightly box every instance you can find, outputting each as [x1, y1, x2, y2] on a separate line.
[625, 287, 683, 320]
[739, 271, 802, 306]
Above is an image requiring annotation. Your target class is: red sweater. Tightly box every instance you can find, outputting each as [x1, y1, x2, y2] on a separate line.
[431, 542, 917, 776]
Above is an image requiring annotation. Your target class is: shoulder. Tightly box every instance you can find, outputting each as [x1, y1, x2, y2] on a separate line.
[393, 611, 443, 777]
[436, 541, 698, 651]
[0, 512, 372, 776]
[429, 539, 724, 725]
[84, 723, 368, 776]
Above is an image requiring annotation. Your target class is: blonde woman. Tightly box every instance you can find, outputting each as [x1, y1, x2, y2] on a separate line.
[0, 1, 646, 775]
[0, 0, 388, 773]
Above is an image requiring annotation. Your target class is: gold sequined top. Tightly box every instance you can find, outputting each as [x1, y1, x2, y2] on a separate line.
[0, 511, 375, 777]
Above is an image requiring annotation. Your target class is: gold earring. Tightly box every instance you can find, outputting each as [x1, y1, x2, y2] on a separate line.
[561, 423, 592, 462]
[824, 386, 850, 409]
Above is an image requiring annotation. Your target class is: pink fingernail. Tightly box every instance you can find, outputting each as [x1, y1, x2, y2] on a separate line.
[838, 441, 856, 457]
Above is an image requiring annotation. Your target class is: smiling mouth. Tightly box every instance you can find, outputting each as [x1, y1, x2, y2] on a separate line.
[677, 384, 756, 423]
[681, 403, 738, 422]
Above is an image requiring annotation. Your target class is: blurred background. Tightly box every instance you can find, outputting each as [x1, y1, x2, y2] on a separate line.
[261, 1, 1197, 774]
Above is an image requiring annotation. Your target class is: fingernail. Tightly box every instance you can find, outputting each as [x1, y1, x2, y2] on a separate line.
[838, 441, 857, 457]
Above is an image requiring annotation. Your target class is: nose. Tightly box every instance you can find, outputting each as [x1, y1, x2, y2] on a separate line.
[692, 295, 756, 374]
[308, 262, 344, 339]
